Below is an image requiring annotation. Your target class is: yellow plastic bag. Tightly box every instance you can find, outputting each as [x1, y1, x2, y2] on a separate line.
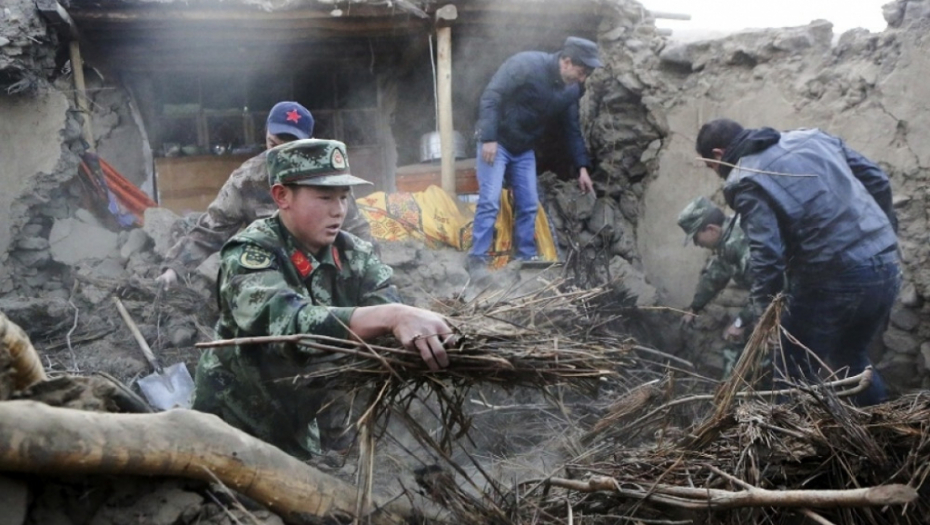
[358, 185, 557, 268]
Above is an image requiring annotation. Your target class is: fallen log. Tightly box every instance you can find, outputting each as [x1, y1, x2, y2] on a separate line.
[0, 401, 411, 525]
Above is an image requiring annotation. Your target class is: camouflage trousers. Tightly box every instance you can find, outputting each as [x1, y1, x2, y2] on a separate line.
[722, 343, 773, 381]
[191, 349, 356, 461]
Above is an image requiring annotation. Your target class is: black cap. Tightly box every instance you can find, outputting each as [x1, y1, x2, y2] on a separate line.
[563, 36, 603, 69]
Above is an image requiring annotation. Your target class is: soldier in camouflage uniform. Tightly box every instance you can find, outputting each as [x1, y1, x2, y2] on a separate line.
[678, 196, 752, 374]
[157, 101, 373, 287]
[192, 139, 453, 460]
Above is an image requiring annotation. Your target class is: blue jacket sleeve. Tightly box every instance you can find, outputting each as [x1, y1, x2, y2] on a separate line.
[733, 184, 786, 322]
[476, 57, 526, 144]
[841, 141, 898, 233]
[561, 95, 591, 171]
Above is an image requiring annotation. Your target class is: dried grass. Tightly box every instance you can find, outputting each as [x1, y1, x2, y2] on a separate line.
[446, 297, 930, 525]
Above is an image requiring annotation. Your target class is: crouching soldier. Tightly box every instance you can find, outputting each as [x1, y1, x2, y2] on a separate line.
[192, 139, 455, 459]
[678, 196, 752, 376]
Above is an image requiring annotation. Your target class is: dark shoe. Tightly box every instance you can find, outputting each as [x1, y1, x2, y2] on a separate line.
[516, 255, 553, 269]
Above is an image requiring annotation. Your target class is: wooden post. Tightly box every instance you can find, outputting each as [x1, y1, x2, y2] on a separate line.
[435, 5, 457, 194]
[68, 40, 95, 152]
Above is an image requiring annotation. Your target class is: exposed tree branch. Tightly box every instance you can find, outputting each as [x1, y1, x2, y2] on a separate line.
[541, 475, 916, 510]
[0, 401, 413, 525]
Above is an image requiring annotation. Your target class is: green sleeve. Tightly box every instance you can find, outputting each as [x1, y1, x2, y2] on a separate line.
[689, 257, 735, 312]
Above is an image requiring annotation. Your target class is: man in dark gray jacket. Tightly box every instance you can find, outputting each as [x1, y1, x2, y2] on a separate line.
[468, 37, 601, 274]
[696, 118, 899, 406]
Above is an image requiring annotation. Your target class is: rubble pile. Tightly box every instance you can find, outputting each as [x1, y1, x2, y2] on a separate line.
[540, 172, 657, 306]
[0, 0, 59, 95]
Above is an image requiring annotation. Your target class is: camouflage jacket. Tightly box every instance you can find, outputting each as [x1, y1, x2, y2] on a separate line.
[689, 216, 753, 321]
[193, 215, 396, 456]
[162, 152, 373, 275]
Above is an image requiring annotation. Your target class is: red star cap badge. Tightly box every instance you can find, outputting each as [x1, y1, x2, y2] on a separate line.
[286, 109, 301, 123]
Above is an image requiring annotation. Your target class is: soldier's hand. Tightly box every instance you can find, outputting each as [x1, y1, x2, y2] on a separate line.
[392, 306, 454, 371]
[578, 168, 594, 194]
[723, 323, 745, 343]
[156, 269, 178, 289]
[481, 142, 498, 165]
[680, 311, 697, 327]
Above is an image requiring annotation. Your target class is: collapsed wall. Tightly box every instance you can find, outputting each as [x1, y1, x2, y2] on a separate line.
[0, 0, 158, 305]
[627, 0, 930, 387]
[0, 0, 58, 95]
[0, 0, 177, 380]
[0, 0, 87, 298]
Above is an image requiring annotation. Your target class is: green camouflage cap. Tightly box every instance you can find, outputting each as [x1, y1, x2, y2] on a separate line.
[266, 139, 372, 187]
[677, 196, 717, 246]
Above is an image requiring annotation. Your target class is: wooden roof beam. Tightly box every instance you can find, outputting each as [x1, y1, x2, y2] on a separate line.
[68, 4, 412, 22]
[35, 0, 80, 40]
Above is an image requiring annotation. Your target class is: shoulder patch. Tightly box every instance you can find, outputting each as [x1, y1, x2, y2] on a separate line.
[239, 245, 273, 270]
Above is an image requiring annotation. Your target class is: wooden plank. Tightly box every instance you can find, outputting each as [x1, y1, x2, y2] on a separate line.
[67, 4, 425, 23]
[155, 155, 251, 214]
[650, 11, 692, 21]
[452, 0, 600, 18]
[72, 18, 426, 34]
[396, 159, 477, 194]
[35, 0, 80, 39]
[91, 49, 401, 73]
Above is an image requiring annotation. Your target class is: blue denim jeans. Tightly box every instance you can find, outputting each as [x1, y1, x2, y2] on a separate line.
[778, 255, 900, 406]
[468, 144, 538, 262]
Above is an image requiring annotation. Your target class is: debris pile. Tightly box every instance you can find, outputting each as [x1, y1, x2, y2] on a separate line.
[541, 173, 657, 306]
[415, 303, 928, 524]
[0, 0, 59, 95]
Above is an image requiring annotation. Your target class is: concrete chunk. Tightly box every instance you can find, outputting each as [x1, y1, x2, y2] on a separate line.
[142, 208, 181, 257]
[48, 218, 118, 265]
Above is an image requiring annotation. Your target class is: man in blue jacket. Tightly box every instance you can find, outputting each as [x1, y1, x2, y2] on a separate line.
[696, 118, 899, 406]
[468, 37, 601, 274]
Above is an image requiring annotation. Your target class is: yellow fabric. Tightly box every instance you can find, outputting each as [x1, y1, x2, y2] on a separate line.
[357, 185, 557, 269]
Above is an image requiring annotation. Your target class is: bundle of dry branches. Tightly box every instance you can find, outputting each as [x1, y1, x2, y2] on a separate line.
[197, 282, 676, 444]
[465, 297, 927, 525]
[194, 278, 678, 523]
[402, 297, 925, 525]
[514, 391, 928, 525]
